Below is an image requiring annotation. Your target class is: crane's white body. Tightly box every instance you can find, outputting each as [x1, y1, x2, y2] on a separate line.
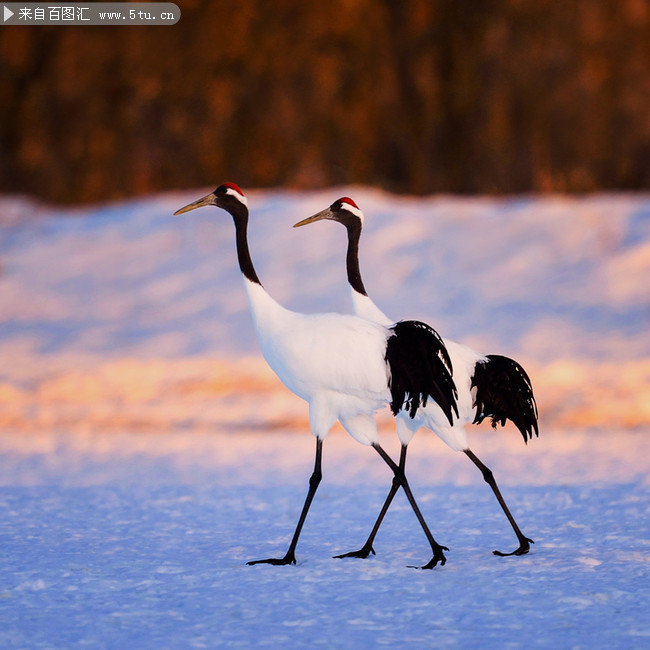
[351, 286, 485, 452]
[175, 184, 456, 567]
[293, 196, 538, 559]
[244, 279, 392, 445]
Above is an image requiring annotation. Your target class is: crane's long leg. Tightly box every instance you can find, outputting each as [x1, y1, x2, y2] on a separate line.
[247, 438, 323, 566]
[373, 443, 448, 569]
[334, 444, 407, 560]
[464, 448, 534, 556]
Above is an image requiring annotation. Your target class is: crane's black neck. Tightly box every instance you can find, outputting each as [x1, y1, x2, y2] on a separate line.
[231, 203, 262, 285]
[344, 219, 368, 297]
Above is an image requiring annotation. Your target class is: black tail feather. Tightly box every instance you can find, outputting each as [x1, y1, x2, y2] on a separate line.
[385, 320, 458, 425]
[471, 354, 539, 443]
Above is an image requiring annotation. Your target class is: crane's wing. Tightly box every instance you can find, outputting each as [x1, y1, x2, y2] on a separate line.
[471, 354, 539, 443]
[385, 320, 459, 425]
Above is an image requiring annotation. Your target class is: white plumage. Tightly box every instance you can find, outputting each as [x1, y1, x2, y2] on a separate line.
[295, 196, 539, 558]
[175, 183, 456, 568]
[244, 280, 391, 444]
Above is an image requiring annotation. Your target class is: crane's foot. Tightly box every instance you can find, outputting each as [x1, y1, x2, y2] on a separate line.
[333, 542, 376, 559]
[493, 537, 534, 557]
[408, 544, 449, 570]
[247, 552, 296, 566]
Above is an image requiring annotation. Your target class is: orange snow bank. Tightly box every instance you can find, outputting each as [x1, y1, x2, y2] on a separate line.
[0, 355, 648, 434]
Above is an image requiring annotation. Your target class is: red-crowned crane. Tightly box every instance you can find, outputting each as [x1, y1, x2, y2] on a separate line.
[294, 197, 538, 558]
[174, 184, 458, 569]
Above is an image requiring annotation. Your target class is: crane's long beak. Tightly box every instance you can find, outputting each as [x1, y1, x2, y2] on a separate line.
[293, 208, 332, 228]
[174, 192, 216, 215]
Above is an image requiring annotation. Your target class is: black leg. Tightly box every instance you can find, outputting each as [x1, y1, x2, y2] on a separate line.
[464, 448, 534, 556]
[373, 443, 448, 569]
[334, 445, 407, 560]
[247, 438, 323, 566]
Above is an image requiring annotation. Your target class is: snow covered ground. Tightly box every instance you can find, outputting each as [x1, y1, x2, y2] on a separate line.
[0, 428, 648, 648]
[0, 188, 648, 647]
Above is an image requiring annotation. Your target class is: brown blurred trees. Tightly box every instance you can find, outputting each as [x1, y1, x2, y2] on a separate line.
[1, 0, 650, 203]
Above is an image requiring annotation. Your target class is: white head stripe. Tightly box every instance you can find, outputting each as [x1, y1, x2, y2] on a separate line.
[226, 186, 248, 206]
[342, 202, 364, 223]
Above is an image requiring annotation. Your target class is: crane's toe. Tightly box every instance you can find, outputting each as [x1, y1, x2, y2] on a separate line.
[493, 537, 534, 557]
[247, 554, 297, 566]
[333, 543, 376, 559]
[409, 544, 449, 570]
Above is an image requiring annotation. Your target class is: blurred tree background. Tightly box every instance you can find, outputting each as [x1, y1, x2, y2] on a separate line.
[1, 0, 650, 203]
